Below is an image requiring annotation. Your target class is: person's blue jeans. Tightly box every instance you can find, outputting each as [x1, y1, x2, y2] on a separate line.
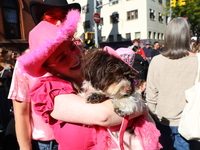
[32, 140, 58, 150]
[155, 120, 197, 150]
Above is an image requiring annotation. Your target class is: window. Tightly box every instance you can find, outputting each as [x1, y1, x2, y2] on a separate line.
[149, 9, 155, 21]
[82, 4, 89, 13]
[158, 0, 162, 4]
[110, 13, 119, 23]
[117, 34, 122, 41]
[158, 13, 163, 23]
[157, 33, 160, 40]
[101, 36, 106, 42]
[109, 35, 114, 42]
[97, 0, 102, 6]
[135, 32, 141, 39]
[153, 32, 156, 39]
[84, 20, 90, 29]
[149, 31, 152, 39]
[2, 0, 20, 39]
[100, 17, 104, 25]
[166, 16, 169, 24]
[127, 10, 138, 20]
[161, 33, 164, 40]
[126, 33, 131, 40]
[109, 0, 118, 5]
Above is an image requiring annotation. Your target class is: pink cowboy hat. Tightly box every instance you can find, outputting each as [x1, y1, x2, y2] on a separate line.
[103, 46, 138, 73]
[18, 9, 80, 77]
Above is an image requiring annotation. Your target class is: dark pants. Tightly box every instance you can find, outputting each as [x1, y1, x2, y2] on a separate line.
[2, 117, 19, 150]
[155, 120, 197, 150]
[0, 88, 11, 130]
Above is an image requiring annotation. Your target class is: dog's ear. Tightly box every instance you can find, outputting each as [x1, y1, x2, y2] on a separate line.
[81, 50, 107, 84]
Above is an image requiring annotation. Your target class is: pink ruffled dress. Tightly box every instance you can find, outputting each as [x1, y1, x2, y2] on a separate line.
[29, 76, 117, 150]
[110, 115, 162, 150]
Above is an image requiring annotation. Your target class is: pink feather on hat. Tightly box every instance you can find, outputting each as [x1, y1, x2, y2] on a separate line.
[18, 9, 81, 77]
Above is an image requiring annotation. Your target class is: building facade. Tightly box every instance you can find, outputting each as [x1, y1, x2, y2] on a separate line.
[0, 0, 38, 52]
[0, 0, 167, 51]
[69, 0, 167, 48]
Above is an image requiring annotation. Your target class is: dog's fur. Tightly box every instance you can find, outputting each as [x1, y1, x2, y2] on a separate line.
[80, 50, 144, 116]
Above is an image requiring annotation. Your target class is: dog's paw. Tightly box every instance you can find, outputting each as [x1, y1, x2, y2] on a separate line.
[114, 108, 129, 117]
[87, 93, 106, 103]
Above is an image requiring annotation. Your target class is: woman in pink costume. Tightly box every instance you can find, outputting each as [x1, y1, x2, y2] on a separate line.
[17, 10, 147, 150]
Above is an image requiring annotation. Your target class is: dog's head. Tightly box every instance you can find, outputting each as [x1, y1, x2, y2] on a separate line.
[81, 50, 137, 97]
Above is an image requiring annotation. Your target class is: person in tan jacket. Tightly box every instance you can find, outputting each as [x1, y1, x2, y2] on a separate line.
[146, 17, 198, 150]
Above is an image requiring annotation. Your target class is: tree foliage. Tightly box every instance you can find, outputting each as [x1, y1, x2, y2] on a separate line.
[170, 0, 200, 39]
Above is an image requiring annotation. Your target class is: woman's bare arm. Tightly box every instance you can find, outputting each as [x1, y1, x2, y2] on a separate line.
[13, 100, 32, 150]
[51, 94, 147, 126]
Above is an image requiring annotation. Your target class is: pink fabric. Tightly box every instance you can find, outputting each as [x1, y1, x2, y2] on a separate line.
[28, 76, 117, 150]
[8, 61, 55, 141]
[132, 116, 162, 150]
[103, 46, 139, 73]
[116, 48, 135, 67]
[109, 116, 162, 150]
[119, 116, 129, 150]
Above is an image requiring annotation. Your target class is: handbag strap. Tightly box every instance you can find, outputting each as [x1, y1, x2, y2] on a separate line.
[195, 53, 200, 83]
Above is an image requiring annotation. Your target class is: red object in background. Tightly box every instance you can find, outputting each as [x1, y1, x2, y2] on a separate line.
[138, 47, 146, 58]
[93, 13, 101, 24]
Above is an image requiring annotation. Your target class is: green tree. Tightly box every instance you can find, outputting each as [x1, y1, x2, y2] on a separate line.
[171, 0, 200, 40]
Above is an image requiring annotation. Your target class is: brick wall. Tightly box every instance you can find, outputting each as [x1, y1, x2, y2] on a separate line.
[0, 0, 42, 52]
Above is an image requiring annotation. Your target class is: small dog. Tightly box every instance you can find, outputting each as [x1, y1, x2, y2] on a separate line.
[80, 48, 144, 117]
[80, 47, 162, 150]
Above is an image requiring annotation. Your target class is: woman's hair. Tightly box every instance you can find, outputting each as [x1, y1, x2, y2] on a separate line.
[162, 17, 190, 59]
[134, 79, 146, 88]
[192, 44, 200, 53]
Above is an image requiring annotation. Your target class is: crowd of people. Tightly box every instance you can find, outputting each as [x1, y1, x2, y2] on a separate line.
[0, 46, 20, 149]
[0, 47, 19, 130]
[191, 39, 200, 53]
[0, 0, 200, 150]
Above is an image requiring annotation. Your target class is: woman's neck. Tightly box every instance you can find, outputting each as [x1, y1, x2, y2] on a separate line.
[188, 51, 196, 56]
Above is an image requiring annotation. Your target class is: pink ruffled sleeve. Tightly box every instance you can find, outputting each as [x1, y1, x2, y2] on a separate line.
[29, 76, 77, 124]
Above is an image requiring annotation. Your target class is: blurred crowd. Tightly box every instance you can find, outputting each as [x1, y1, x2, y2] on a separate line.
[0, 46, 20, 149]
